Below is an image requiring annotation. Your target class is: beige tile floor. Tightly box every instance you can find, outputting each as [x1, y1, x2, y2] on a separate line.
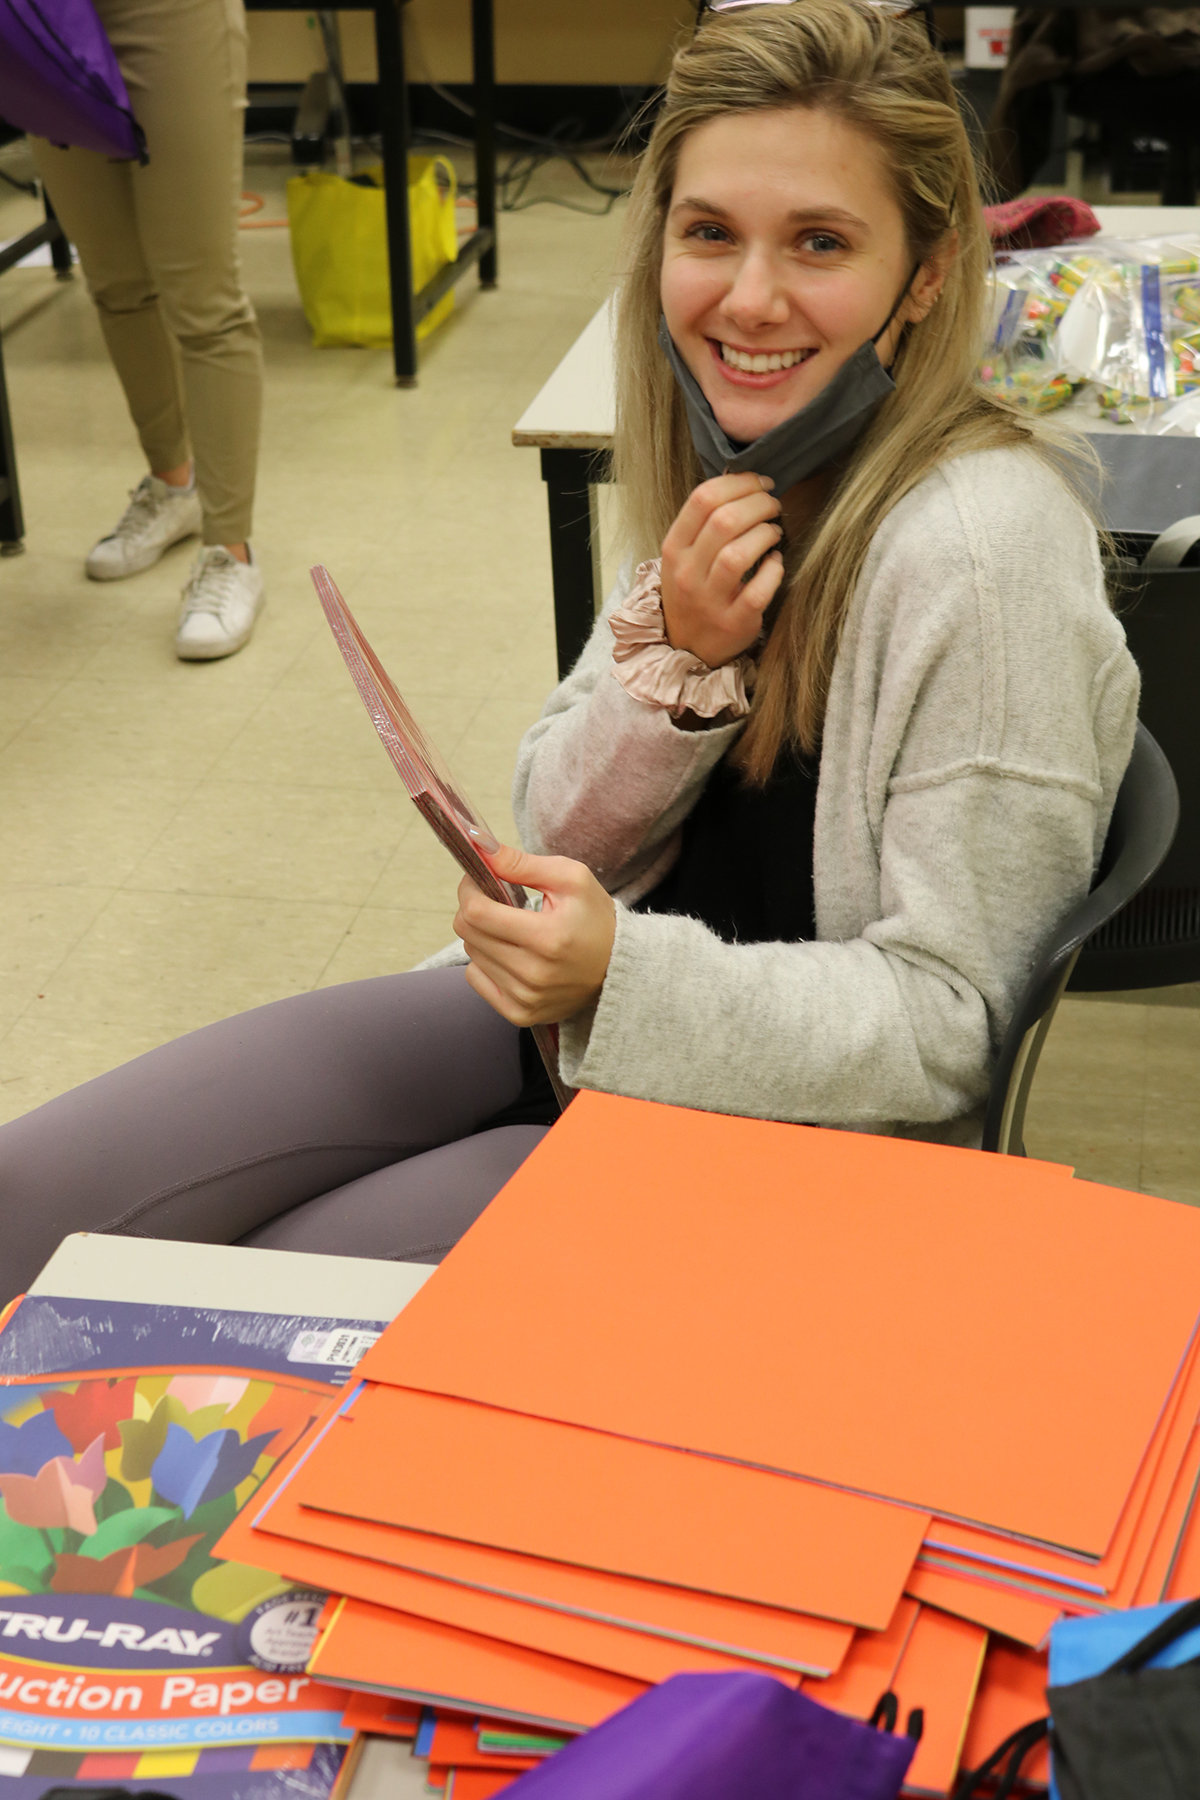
[0, 140, 1197, 1200]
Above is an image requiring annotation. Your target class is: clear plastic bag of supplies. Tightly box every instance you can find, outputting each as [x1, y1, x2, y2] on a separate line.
[978, 246, 1107, 412]
[1056, 237, 1200, 427]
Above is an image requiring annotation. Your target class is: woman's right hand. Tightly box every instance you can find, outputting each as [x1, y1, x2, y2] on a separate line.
[660, 472, 785, 668]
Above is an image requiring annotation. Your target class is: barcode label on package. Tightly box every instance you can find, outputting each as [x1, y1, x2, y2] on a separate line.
[287, 1327, 380, 1367]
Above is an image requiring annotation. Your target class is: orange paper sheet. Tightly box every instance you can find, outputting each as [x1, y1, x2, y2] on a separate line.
[338, 1692, 422, 1736]
[217, 1417, 853, 1676]
[309, 1594, 646, 1733]
[889, 1607, 987, 1797]
[930, 1324, 1200, 1599]
[958, 1641, 1049, 1788]
[357, 1094, 1200, 1554]
[905, 1561, 1059, 1647]
[802, 1602, 985, 1795]
[1168, 1495, 1200, 1599]
[1138, 1421, 1200, 1604]
[429, 1720, 539, 1772]
[293, 1383, 929, 1627]
[219, 1490, 801, 1686]
[1162, 1424, 1200, 1601]
[915, 1338, 1200, 1632]
[802, 1599, 919, 1716]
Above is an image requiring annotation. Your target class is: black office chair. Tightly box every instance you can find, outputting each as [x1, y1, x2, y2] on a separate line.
[982, 723, 1179, 1156]
[1071, 539, 1200, 991]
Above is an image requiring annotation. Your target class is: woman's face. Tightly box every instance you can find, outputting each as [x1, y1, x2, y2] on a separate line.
[660, 106, 918, 445]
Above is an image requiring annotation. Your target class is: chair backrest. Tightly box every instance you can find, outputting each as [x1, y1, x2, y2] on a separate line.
[982, 722, 1179, 1156]
[1071, 549, 1200, 989]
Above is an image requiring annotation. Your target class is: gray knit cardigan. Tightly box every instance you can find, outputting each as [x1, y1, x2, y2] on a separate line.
[437, 445, 1140, 1146]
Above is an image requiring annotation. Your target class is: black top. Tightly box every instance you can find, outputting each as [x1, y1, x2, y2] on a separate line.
[478, 742, 819, 1134]
[635, 742, 819, 945]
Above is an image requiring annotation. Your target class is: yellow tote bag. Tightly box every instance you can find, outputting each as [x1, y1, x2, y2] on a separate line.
[287, 155, 459, 348]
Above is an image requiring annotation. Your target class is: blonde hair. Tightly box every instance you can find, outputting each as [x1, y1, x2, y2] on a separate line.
[613, 0, 1046, 780]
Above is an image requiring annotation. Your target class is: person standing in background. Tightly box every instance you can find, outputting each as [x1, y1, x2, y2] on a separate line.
[30, 0, 265, 660]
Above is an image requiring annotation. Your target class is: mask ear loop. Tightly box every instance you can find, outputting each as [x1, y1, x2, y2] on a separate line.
[870, 261, 922, 370]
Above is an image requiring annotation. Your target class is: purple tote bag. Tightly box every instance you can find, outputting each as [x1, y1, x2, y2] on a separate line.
[0, 0, 145, 160]
[504, 1673, 917, 1800]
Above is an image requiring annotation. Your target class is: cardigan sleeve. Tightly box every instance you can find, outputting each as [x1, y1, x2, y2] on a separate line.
[555, 763, 1110, 1125]
[513, 566, 744, 901]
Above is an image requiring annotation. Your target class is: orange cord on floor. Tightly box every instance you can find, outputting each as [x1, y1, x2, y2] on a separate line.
[239, 191, 288, 229]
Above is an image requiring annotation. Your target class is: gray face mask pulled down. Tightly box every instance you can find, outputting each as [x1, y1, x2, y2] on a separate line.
[657, 315, 896, 493]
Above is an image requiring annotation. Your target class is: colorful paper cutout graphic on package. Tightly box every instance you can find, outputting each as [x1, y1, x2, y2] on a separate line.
[0, 1295, 365, 1753]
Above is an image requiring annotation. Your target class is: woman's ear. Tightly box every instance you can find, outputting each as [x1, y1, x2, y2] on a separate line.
[908, 228, 958, 322]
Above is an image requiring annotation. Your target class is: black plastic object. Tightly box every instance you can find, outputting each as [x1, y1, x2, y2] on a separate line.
[291, 68, 334, 164]
[1071, 558, 1200, 990]
[956, 1596, 1200, 1800]
[40, 1790, 179, 1800]
[982, 722, 1178, 1155]
[1048, 1595, 1200, 1800]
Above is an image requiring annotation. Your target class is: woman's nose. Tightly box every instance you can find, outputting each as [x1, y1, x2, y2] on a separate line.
[721, 249, 792, 332]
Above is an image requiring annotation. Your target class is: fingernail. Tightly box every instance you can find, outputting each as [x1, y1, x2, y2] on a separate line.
[759, 476, 775, 489]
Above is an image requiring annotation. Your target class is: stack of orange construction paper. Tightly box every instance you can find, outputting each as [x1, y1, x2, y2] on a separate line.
[216, 1093, 1200, 1796]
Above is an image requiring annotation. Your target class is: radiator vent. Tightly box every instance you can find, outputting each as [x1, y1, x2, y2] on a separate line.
[1085, 886, 1200, 952]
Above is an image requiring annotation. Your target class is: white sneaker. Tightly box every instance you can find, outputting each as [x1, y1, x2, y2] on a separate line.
[175, 546, 265, 661]
[85, 475, 202, 580]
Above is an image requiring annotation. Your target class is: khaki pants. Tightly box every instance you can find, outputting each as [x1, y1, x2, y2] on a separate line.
[31, 0, 262, 545]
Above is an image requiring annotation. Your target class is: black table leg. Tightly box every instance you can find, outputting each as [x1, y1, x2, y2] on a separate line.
[0, 330, 25, 555]
[471, 0, 497, 288]
[541, 448, 609, 678]
[45, 195, 72, 278]
[375, 0, 418, 386]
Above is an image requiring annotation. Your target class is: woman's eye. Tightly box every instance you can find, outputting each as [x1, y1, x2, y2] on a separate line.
[802, 231, 845, 255]
[685, 222, 732, 245]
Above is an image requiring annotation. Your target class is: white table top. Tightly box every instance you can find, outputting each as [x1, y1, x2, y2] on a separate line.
[510, 207, 1200, 451]
[511, 295, 616, 449]
[30, 1231, 433, 1319]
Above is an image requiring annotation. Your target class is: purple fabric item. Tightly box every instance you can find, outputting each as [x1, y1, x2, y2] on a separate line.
[0, 0, 144, 160]
[505, 1673, 917, 1800]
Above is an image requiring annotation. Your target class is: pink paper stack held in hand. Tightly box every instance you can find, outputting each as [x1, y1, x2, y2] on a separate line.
[211, 1090, 1200, 1795]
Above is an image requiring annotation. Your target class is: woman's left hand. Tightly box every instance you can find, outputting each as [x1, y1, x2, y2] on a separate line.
[455, 843, 617, 1026]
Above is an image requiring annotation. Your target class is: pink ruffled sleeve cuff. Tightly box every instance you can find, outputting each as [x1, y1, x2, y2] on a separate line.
[608, 560, 754, 721]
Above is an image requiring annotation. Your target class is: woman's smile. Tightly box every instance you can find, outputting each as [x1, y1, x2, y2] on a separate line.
[710, 337, 818, 388]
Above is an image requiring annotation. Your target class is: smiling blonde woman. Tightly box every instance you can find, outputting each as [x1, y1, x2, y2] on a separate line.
[0, 0, 1140, 1294]
[484, 0, 1140, 1140]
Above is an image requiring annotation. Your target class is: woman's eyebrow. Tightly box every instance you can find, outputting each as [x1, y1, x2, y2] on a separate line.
[669, 196, 869, 230]
[671, 196, 732, 217]
[787, 206, 869, 229]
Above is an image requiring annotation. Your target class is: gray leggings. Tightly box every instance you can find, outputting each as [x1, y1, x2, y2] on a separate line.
[0, 968, 547, 1305]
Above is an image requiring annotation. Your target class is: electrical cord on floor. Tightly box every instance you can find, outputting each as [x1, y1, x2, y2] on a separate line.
[243, 85, 646, 216]
[396, 22, 654, 214]
[239, 190, 289, 228]
[418, 70, 651, 155]
[409, 128, 630, 216]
